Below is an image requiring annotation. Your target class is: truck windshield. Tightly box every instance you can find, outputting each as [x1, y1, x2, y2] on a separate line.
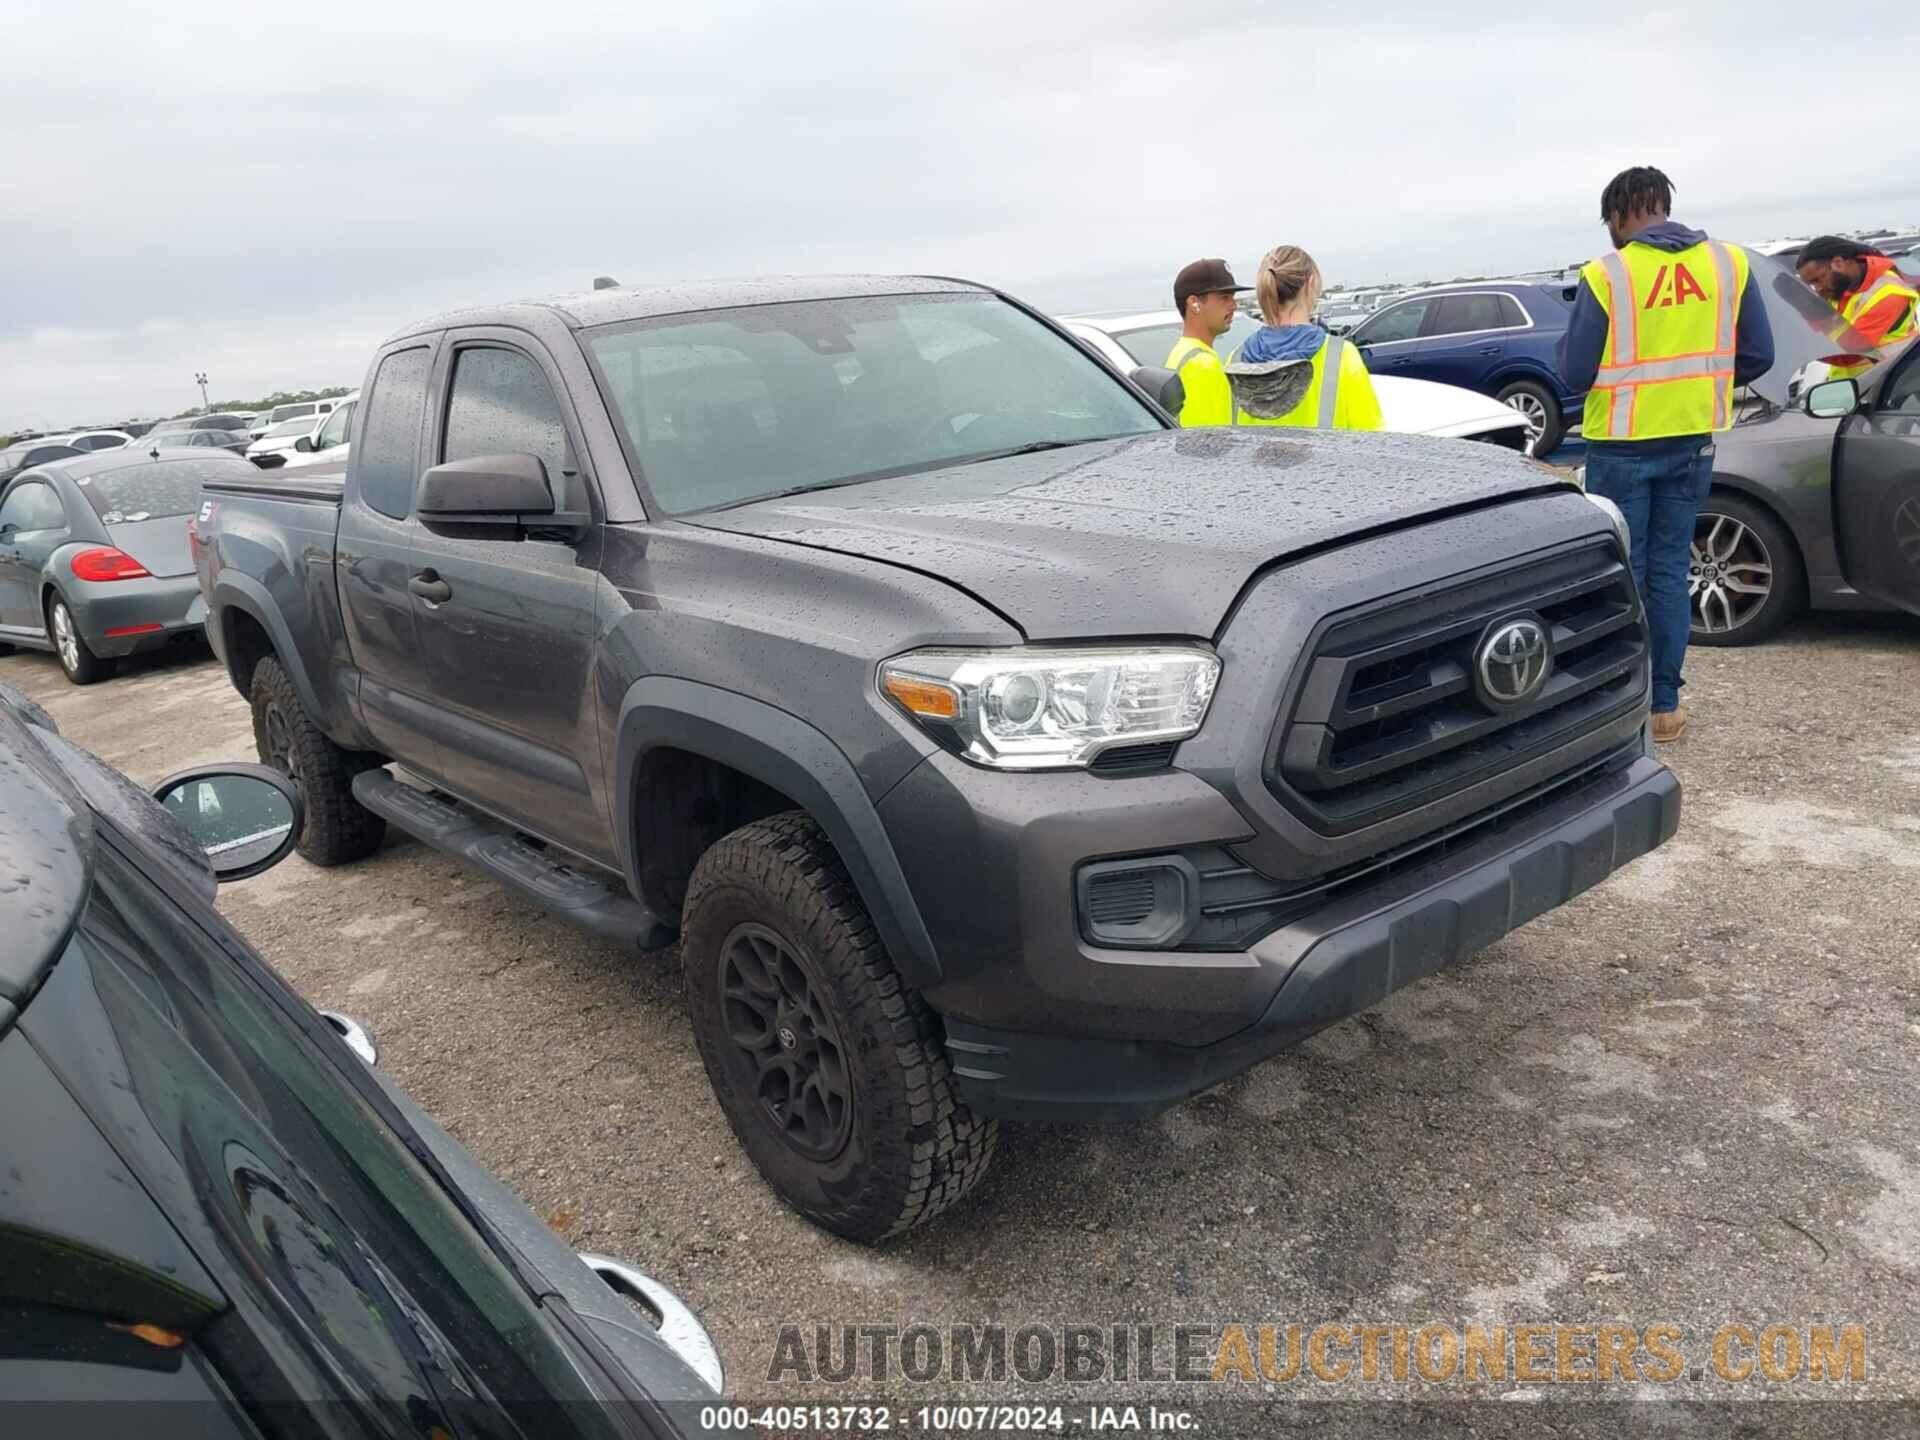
[586, 291, 1164, 515]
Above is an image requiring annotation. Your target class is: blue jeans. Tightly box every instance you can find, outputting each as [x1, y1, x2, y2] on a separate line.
[1584, 438, 1714, 714]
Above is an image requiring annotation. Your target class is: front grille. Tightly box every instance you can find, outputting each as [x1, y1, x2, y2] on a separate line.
[1269, 542, 1647, 833]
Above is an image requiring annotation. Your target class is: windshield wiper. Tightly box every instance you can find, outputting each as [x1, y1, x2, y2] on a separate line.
[949, 435, 1133, 469]
[703, 479, 865, 514]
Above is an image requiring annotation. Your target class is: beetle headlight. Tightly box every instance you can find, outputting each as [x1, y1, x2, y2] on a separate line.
[1584, 490, 1631, 557]
[880, 647, 1220, 770]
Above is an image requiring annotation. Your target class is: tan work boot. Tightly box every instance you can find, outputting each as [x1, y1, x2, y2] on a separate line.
[1652, 704, 1690, 743]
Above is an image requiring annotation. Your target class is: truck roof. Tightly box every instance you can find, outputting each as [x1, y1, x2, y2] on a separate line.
[384, 273, 992, 344]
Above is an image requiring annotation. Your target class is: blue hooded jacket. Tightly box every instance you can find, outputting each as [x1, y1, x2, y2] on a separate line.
[1232, 323, 1328, 365]
[1558, 220, 1775, 455]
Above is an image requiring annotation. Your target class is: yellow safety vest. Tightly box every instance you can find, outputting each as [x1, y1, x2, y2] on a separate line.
[1225, 336, 1382, 430]
[1581, 239, 1749, 441]
[1165, 337, 1233, 427]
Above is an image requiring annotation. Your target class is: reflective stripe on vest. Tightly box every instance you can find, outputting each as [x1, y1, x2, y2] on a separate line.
[1587, 240, 1742, 439]
[1227, 335, 1344, 428]
[1842, 271, 1920, 340]
[1317, 337, 1345, 428]
[1170, 338, 1216, 370]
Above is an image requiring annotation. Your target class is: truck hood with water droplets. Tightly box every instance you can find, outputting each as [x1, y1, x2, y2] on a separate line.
[684, 429, 1571, 638]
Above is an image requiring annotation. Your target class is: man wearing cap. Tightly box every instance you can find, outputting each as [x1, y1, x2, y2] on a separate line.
[1166, 258, 1250, 427]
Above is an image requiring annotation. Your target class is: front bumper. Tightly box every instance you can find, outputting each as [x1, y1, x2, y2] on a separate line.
[900, 751, 1676, 1123]
[71, 576, 205, 657]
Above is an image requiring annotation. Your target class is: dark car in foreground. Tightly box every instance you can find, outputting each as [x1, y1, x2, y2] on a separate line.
[0, 684, 726, 1432]
[197, 273, 1689, 1241]
[0, 448, 235, 682]
[1348, 279, 1584, 454]
[1658, 252, 1920, 645]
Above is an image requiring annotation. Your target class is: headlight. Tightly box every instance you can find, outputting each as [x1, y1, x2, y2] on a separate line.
[1584, 490, 1632, 556]
[879, 647, 1221, 770]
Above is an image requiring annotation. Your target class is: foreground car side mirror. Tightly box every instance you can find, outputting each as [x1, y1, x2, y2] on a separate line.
[1129, 365, 1187, 418]
[152, 763, 304, 881]
[1804, 377, 1860, 419]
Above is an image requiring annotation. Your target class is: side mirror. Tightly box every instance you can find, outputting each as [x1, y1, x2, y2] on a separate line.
[294, 436, 313, 453]
[152, 763, 304, 881]
[416, 452, 556, 522]
[1804, 377, 1860, 419]
[1129, 365, 1187, 417]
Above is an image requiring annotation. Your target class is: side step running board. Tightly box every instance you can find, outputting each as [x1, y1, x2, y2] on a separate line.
[351, 769, 674, 949]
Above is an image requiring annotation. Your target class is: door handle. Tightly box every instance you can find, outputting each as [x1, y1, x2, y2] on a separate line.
[408, 571, 452, 604]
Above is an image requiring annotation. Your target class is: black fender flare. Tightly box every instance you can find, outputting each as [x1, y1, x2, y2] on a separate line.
[613, 677, 942, 989]
[209, 573, 328, 723]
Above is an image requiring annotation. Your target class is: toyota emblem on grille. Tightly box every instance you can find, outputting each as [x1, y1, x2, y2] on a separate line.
[1475, 615, 1553, 707]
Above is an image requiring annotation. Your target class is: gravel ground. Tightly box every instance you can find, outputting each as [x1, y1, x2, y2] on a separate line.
[7, 613, 1919, 1435]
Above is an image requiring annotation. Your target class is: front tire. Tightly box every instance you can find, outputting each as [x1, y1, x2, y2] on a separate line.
[48, 594, 115, 685]
[1497, 379, 1563, 456]
[682, 813, 998, 1242]
[1689, 493, 1804, 647]
[249, 656, 387, 864]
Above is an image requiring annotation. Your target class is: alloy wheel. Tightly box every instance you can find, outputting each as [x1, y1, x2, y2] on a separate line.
[1896, 498, 1920, 573]
[51, 602, 80, 674]
[1690, 511, 1774, 634]
[717, 922, 854, 1161]
[1502, 391, 1547, 448]
[262, 700, 304, 795]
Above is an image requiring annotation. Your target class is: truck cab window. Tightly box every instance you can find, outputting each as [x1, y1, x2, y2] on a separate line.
[442, 347, 573, 493]
[357, 347, 432, 519]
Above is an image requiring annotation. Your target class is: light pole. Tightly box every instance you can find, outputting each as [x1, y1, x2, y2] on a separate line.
[194, 372, 210, 414]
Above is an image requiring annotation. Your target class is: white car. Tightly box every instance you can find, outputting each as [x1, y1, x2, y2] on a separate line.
[246, 413, 333, 468]
[1064, 310, 1532, 449]
[42, 429, 131, 453]
[281, 392, 357, 469]
[247, 397, 342, 441]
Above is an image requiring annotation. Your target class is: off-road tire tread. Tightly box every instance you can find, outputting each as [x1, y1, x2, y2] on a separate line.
[683, 811, 997, 1241]
[249, 656, 386, 865]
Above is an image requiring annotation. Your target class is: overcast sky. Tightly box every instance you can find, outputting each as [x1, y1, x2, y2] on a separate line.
[4, 0, 1916, 428]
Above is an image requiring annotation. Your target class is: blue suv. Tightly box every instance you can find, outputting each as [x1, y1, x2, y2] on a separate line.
[1347, 280, 1585, 454]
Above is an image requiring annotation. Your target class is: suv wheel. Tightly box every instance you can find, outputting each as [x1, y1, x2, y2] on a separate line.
[1496, 380, 1562, 456]
[249, 656, 387, 864]
[682, 812, 998, 1242]
[1689, 493, 1804, 646]
[48, 594, 116, 685]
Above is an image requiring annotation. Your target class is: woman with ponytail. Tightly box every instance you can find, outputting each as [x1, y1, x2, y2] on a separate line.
[1222, 245, 1382, 430]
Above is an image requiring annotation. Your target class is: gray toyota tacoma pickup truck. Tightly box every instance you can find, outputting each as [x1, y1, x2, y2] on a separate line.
[195, 275, 1679, 1242]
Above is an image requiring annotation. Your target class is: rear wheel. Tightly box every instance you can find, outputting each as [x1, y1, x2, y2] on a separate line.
[1689, 493, 1804, 647]
[249, 656, 387, 864]
[48, 594, 115, 685]
[1496, 379, 1563, 456]
[682, 812, 997, 1242]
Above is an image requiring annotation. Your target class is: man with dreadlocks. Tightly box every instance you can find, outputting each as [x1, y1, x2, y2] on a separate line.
[1796, 236, 1919, 376]
[1559, 165, 1774, 743]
